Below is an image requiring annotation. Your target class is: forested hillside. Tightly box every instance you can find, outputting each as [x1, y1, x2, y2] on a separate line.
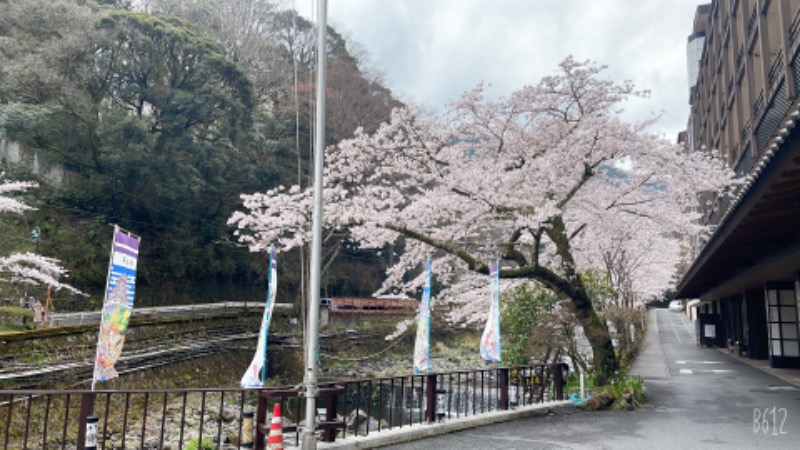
[0, 0, 402, 310]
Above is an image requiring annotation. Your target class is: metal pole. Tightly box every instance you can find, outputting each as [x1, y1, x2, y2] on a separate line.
[302, 0, 327, 448]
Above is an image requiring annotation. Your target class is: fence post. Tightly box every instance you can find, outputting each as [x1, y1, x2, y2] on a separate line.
[322, 387, 339, 442]
[498, 368, 509, 410]
[77, 392, 95, 450]
[553, 363, 568, 400]
[255, 391, 268, 450]
[425, 374, 437, 423]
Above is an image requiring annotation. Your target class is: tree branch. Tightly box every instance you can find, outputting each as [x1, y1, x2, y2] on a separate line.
[556, 162, 594, 209]
[384, 223, 488, 272]
[499, 228, 528, 267]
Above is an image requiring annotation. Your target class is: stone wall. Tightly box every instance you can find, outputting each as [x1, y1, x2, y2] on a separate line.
[0, 134, 71, 187]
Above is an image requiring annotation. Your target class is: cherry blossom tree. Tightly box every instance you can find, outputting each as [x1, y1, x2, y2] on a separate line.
[229, 58, 737, 382]
[0, 180, 78, 292]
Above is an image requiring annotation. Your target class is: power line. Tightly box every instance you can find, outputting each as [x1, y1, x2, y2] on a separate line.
[320, 327, 410, 362]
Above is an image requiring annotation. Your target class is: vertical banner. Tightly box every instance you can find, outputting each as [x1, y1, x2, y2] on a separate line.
[242, 247, 278, 388]
[92, 226, 140, 389]
[413, 259, 432, 374]
[480, 261, 501, 363]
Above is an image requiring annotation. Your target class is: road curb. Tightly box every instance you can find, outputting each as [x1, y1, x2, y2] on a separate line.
[317, 400, 575, 449]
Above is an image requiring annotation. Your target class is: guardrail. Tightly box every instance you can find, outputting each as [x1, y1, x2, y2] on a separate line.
[0, 364, 566, 449]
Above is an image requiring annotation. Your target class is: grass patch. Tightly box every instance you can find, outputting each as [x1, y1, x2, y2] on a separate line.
[0, 323, 29, 333]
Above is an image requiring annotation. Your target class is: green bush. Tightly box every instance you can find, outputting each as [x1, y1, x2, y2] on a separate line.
[578, 369, 646, 411]
[0, 306, 33, 332]
[0, 305, 32, 320]
[564, 372, 596, 395]
[185, 438, 216, 450]
[500, 283, 558, 365]
[608, 371, 647, 409]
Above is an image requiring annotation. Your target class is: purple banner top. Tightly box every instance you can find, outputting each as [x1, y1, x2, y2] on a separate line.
[114, 230, 140, 257]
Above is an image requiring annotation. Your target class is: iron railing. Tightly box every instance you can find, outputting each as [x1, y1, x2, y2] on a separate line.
[0, 364, 565, 449]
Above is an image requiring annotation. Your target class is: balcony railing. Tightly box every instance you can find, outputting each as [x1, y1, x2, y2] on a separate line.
[736, 44, 745, 82]
[752, 90, 765, 121]
[767, 49, 784, 91]
[740, 120, 751, 146]
[746, 5, 758, 40]
[727, 75, 735, 107]
[792, 7, 800, 47]
[723, 16, 731, 46]
[735, 142, 755, 177]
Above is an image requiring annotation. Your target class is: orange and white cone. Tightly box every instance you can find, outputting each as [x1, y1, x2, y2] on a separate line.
[267, 403, 284, 450]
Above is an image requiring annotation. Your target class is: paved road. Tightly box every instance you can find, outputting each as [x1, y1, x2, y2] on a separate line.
[384, 309, 800, 449]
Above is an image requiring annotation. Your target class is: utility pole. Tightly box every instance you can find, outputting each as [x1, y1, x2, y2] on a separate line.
[302, 0, 327, 448]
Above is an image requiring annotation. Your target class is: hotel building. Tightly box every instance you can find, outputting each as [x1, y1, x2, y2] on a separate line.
[678, 0, 800, 368]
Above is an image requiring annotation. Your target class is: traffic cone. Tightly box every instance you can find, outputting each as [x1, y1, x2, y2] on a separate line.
[267, 403, 284, 450]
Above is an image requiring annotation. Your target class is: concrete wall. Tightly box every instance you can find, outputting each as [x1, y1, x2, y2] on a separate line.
[0, 135, 71, 187]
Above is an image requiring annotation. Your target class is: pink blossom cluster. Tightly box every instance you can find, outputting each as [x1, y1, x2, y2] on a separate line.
[0, 180, 37, 214]
[229, 58, 737, 325]
[1, 180, 79, 292]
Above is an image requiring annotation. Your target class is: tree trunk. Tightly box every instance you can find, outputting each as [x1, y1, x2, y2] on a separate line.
[569, 289, 617, 385]
[546, 217, 618, 384]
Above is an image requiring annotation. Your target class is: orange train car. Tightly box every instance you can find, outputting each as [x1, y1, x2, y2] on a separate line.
[325, 297, 420, 315]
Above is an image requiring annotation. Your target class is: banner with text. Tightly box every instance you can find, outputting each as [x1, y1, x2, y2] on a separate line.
[92, 227, 140, 388]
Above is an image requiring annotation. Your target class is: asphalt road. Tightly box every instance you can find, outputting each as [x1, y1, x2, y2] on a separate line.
[384, 309, 800, 449]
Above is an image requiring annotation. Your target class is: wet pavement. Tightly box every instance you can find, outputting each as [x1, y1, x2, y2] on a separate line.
[383, 309, 800, 449]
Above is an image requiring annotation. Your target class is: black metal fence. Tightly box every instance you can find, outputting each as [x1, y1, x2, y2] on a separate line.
[0, 364, 566, 449]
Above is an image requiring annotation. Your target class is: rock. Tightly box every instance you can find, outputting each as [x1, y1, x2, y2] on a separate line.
[221, 407, 237, 423]
[226, 430, 244, 446]
[208, 407, 238, 424]
[145, 436, 162, 449]
[346, 409, 380, 435]
[582, 392, 614, 411]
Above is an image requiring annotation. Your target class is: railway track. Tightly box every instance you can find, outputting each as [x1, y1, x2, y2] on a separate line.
[1, 301, 379, 390]
[0, 325, 300, 389]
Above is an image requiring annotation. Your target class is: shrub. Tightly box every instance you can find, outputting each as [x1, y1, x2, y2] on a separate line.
[185, 438, 216, 450]
[608, 371, 646, 410]
[579, 370, 646, 410]
[564, 371, 596, 396]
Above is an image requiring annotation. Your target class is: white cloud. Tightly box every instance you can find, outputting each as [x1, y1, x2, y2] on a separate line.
[295, 0, 706, 139]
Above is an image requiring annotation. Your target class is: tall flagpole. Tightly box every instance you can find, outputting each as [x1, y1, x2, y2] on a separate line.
[302, 0, 327, 448]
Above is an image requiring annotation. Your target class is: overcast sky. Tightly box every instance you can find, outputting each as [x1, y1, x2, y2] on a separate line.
[294, 0, 707, 140]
